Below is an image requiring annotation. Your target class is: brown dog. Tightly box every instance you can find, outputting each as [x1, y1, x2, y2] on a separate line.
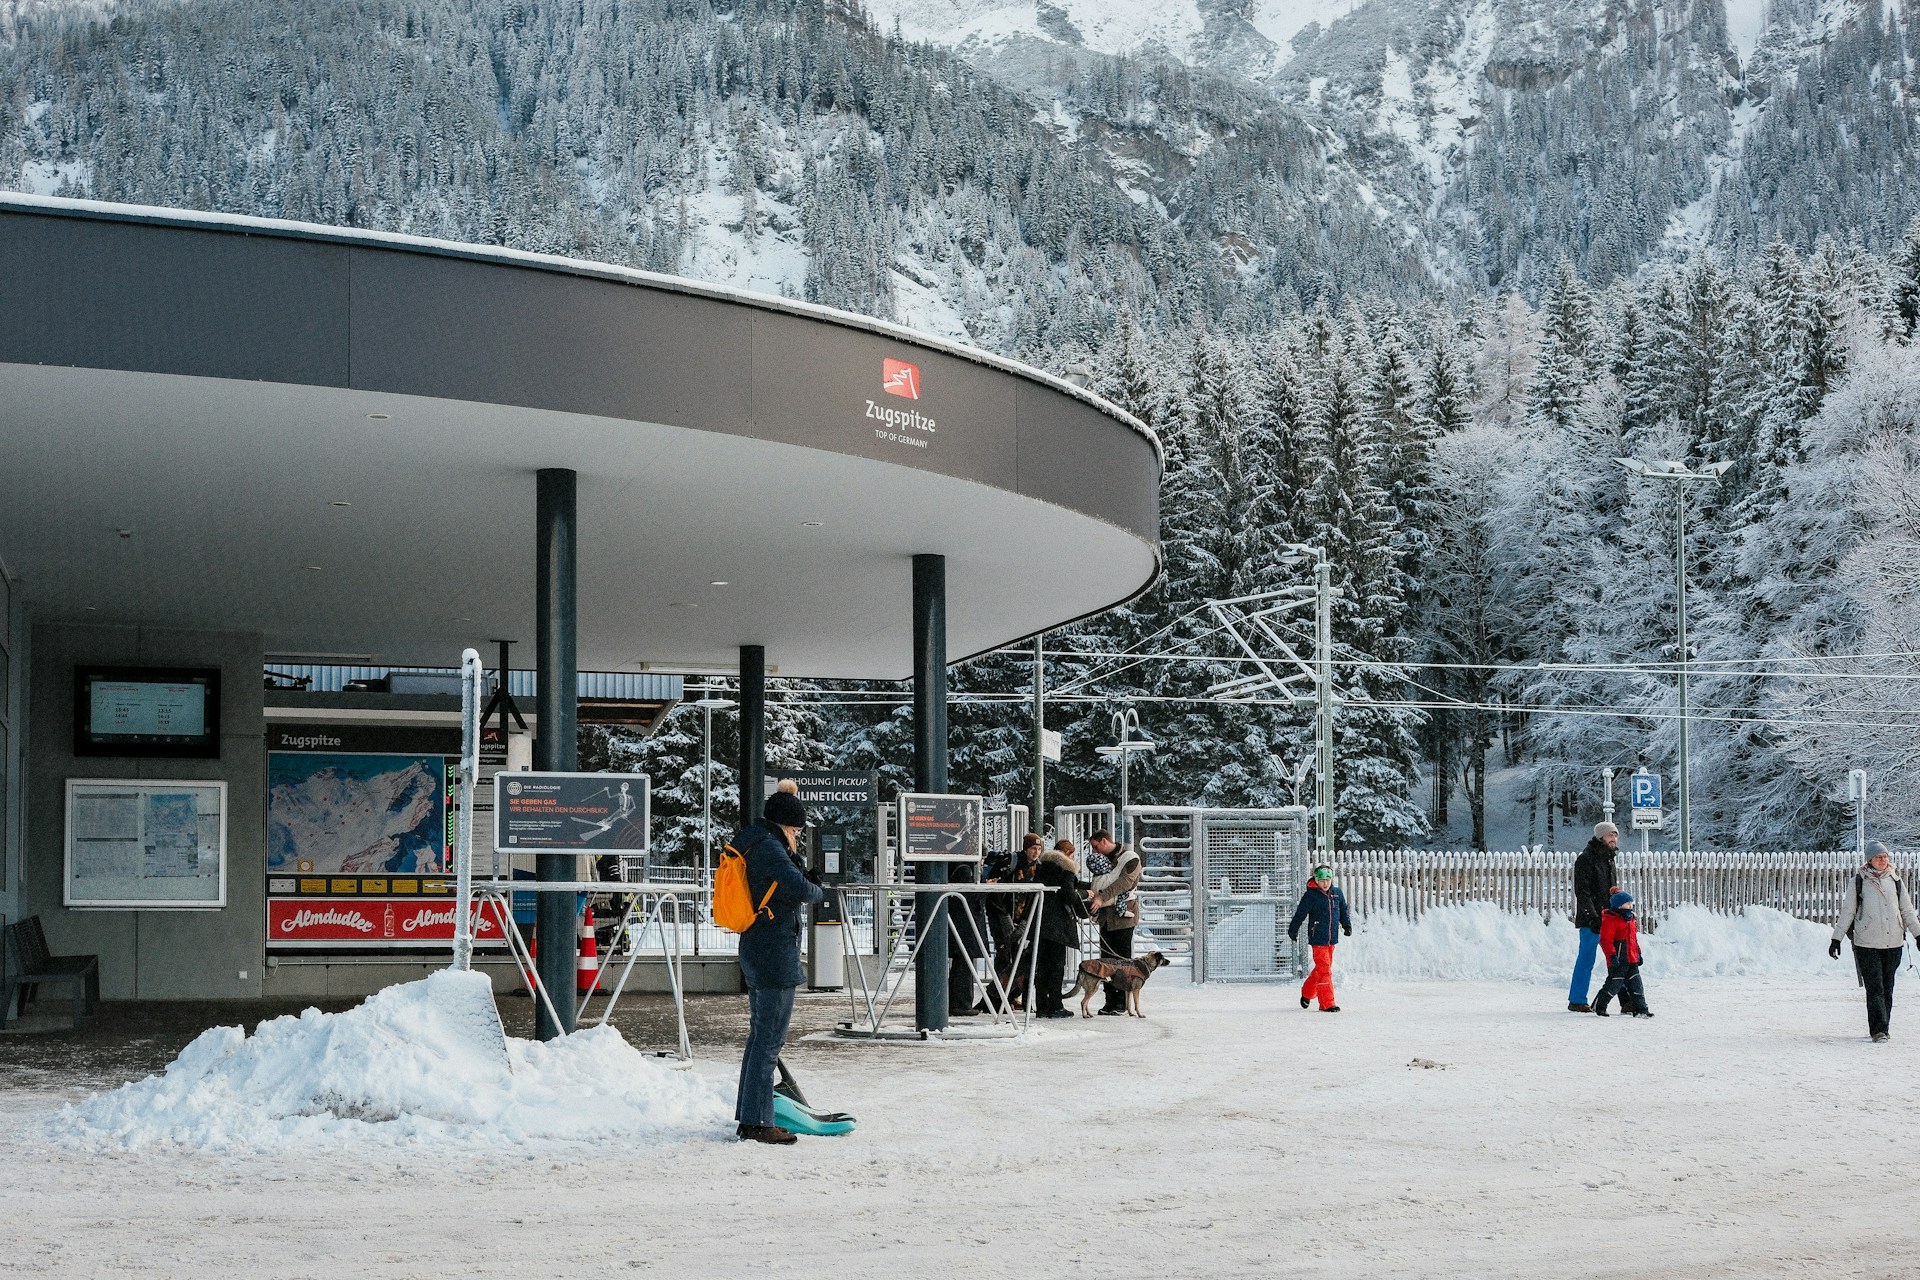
[1070, 951, 1169, 1018]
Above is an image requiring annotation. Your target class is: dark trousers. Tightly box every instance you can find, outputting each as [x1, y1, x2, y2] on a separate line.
[735, 984, 796, 1126]
[1857, 945, 1903, 1037]
[1594, 958, 1647, 1014]
[1034, 937, 1069, 1013]
[1100, 924, 1135, 1010]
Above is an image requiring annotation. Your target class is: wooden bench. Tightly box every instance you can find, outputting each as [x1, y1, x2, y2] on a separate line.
[2, 916, 100, 1028]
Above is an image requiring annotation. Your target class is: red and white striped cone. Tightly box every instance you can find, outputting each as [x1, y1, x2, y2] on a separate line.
[576, 906, 600, 995]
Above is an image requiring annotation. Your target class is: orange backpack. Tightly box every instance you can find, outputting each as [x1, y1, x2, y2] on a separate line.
[712, 843, 778, 933]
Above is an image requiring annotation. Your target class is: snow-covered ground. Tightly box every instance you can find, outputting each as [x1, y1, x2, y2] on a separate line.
[5, 945, 1918, 1277]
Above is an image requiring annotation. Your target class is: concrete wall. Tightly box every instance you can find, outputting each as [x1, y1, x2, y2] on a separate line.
[24, 624, 266, 999]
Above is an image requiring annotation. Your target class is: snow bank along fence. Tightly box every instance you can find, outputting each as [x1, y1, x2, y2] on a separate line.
[1335, 848, 1919, 925]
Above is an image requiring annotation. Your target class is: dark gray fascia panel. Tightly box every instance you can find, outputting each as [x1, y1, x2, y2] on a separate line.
[346, 246, 751, 433]
[0, 202, 1159, 546]
[1015, 381, 1160, 544]
[0, 215, 349, 386]
[749, 309, 1018, 490]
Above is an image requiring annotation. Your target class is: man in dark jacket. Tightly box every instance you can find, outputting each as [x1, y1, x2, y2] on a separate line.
[732, 779, 824, 1145]
[1569, 822, 1620, 1012]
[1287, 864, 1352, 1011]
[1030, 840, 1089, 1018]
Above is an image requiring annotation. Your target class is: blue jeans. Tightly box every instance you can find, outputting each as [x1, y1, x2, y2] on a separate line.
[1569, 928, 1600, 1004]
[736, 985, 796, 1126]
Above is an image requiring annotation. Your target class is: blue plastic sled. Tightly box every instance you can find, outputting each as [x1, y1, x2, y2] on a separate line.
[774, 1057, 856, 1136]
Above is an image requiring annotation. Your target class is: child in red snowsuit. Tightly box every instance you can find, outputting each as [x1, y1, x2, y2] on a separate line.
[1593, 890, 1652, 1018]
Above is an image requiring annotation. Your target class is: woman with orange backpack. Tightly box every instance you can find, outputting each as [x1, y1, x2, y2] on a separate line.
[726, 779, 823, 1145]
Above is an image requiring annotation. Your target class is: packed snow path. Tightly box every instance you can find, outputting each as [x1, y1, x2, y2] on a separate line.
[3, 975, 1916, 1277]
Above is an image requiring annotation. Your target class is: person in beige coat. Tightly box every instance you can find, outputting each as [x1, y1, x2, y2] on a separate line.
[1829, 841, 1920, 1042]
[1086, 829, 1142, 1016]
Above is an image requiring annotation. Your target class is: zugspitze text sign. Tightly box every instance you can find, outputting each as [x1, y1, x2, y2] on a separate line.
[494, 772, 650, 853]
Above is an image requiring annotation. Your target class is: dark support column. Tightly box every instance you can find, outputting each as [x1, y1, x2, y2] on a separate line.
[912, 554, 950, 1034]
[534, 468, 578, 1041]
[739, 645, 766, 825]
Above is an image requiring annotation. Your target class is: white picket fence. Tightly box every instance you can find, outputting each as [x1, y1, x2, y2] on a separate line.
[1336, 848, 1918, 925]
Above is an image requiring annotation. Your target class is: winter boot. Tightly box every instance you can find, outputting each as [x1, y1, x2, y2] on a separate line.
[737, 1124, 798, 1146]
[1567, 1002, 1592, 1013]
[1301, 996, 1312, 1010]
[1593, 992, 1612, 1017]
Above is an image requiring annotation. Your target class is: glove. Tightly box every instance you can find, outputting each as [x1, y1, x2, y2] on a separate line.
[1341, 924, 1352, 937]
[1828, 939, 1842, 959]
[1287, 930, 1298, 943]
[804, 862, 823, 887]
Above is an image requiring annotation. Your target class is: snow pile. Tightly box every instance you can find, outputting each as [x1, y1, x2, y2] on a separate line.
[1344, 903, 1832, 985]
[54, 970, 729, 1152]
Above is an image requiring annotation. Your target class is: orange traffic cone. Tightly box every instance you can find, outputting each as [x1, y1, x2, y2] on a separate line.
[576, 906, 600, 995]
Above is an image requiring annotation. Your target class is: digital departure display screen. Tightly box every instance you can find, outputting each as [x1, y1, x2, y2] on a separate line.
[74, 666, 222, 758]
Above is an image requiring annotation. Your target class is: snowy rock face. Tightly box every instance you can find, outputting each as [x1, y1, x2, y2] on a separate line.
[54, 971, 730, 1151]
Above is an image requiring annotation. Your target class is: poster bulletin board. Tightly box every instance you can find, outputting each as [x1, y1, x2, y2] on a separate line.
[65, 778, 227, 907]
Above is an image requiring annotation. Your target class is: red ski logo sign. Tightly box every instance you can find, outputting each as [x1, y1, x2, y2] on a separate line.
[882, 357, 921, 399]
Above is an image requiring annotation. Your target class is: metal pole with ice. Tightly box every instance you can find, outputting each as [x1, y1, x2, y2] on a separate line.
[453, 646, 483, 971]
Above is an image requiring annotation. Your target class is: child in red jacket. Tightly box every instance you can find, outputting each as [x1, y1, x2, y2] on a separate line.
[1593, 891, 1652, 1018]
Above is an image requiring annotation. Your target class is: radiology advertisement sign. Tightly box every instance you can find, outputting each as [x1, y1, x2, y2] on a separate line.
[897, 792, 983, 863]
[493, 772, 650, 853]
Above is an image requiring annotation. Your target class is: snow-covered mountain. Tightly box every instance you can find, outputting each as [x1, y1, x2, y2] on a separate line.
[866, 0, 1920, 294]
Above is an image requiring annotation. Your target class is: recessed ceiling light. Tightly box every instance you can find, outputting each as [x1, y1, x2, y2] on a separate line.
[667, 601, 699, 609]
[367, 412, 390, 421]
[329, 500, 351, 508]
[709, 580, 730, 587]
[800, 520, 825, 528]
[304, 564, 323, 571]
[84, 605, 98, 612]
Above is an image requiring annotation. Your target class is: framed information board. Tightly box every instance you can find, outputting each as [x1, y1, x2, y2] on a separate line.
[897, 792, 983, 862]
[494, 772, 650, 853]
[66, 778, 226, 907]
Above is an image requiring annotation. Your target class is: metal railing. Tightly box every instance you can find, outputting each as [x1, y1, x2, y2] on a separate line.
[1334, 848, 1919, 924]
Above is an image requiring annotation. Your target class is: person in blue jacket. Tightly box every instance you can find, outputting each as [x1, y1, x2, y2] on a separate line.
[732, 778, 825, 1145]
[1287, 864, 1352, 1012]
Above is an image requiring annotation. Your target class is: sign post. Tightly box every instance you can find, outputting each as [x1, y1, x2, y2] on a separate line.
[1629, 771, 1663, 853]
[1848, 769, 1868, 859]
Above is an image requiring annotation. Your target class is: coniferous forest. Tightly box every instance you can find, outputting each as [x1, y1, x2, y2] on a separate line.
[7, 0, 1920, 851]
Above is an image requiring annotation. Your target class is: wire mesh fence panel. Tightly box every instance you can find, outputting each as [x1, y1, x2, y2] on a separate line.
[1197, 811, 1310, 981]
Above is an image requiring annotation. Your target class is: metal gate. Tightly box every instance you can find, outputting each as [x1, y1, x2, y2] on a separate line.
[1193, 807, 1310, 982]
[1127, 807, 1199, 966]
[1051, 804, 1115, 853]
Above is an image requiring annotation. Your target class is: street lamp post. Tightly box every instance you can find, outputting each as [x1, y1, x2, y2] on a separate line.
[1095, 708, 1155, 845]
[1612, 457, 1732, 857]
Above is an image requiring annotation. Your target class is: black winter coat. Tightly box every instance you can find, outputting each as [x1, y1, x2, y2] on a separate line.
[1573, 838, 1618, 933]
[1031, 850, 1088, 945]
[731, 817, 824, 990]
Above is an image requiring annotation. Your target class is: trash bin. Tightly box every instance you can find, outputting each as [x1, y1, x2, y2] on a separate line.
[807, 919, 846, 990]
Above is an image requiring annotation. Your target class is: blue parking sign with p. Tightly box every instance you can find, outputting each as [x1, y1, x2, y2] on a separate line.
[1630, 773, 1661, 809]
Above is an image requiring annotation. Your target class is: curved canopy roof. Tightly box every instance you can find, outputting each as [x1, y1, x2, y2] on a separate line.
[0, 195, 1160, 679]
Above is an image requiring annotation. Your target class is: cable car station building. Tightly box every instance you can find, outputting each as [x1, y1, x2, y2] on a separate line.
[0, 193, 1160, 1017]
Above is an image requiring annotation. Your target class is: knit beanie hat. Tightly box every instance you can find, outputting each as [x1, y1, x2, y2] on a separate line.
[1609, 890, 1634, 911]
[764, 778, 808, 828]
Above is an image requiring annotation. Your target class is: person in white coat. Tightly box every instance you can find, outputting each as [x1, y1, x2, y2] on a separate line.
[1829, 841, 1920, 1042]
